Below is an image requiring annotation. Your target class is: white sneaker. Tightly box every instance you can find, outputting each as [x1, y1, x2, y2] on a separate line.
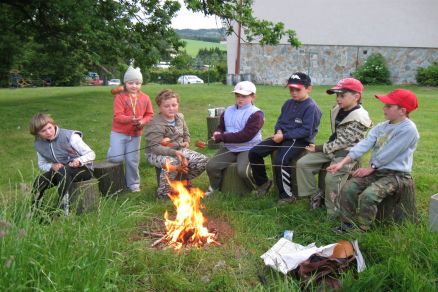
[204, 186, 216, 196]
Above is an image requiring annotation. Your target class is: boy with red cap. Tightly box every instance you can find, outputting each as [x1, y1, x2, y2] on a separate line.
[248, 72, 322, 202]
[327, 89, 419, 232]
[296, 78, 372, 215]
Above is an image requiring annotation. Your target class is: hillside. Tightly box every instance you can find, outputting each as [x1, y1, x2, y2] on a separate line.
[181, 39, 226, 57]
[176, 28, 225, 43]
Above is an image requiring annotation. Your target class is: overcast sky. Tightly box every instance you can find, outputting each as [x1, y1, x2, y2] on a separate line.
[171, 1, 222, 29]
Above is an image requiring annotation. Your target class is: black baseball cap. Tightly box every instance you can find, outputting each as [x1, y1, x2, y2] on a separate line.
[287, 72, 311, 88]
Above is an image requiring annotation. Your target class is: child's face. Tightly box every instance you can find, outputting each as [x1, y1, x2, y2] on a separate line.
[336, 92, 360, 110]
[38, 123, 56, 140]
[234, 93, 254, 108]
[159, 97, 179, 120]
[289, 86, 311, 102]
[383, 104, 405, 122]
[125, 80, 142, 94]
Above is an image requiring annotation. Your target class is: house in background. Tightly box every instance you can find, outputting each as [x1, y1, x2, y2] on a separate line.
[227, 0, 438, 85]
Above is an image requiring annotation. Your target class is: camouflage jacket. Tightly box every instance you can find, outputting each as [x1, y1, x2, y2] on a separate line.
[321, 105, 372, 155]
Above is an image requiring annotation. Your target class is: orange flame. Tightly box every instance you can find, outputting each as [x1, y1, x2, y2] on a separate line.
[163, 180, 218, 250]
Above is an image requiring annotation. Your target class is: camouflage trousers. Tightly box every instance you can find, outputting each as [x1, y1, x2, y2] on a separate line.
[146, 148, 208, 198]
[340, 169, 413, 228]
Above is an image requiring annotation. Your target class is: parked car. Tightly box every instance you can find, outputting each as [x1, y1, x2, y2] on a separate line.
[177, 75, 204, 84]
[108, 79, 121, 86]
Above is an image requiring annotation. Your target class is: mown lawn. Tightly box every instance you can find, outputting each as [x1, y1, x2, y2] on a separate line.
[0, 84, 437, 290]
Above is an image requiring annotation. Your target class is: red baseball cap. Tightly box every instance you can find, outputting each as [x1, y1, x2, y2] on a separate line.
[375, 89, 419, 113]
[327, 78, 364, 94]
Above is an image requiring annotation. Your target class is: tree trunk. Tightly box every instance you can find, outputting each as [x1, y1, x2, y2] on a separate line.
[70, 178, 100, 214]
[93, 161, 126, 195]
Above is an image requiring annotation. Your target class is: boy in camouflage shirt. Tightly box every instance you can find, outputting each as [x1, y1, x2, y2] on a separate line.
[296, 78, 372, 216]
[327, 89, 419, 232]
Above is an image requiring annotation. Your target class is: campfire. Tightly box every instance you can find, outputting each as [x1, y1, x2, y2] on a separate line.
[150, 159, 219, 250]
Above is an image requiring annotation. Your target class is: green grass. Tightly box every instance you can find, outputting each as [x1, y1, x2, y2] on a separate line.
[181, 39, 226, 57]
[0, 84, 437, 290]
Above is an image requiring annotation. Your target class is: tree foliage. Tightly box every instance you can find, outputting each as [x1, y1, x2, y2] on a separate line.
[0, 0, 182, 85]
[0, 0, 300, 86]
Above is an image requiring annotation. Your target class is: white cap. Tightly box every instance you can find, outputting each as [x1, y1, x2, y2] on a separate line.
[123, 66, 143, 83]
[232, 81, 256, 95]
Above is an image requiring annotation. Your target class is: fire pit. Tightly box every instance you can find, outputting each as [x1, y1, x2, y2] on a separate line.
[147, 180, 221, 250]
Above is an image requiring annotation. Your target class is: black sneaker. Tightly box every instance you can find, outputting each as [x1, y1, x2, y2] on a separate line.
[310, 191, 324, 209]
[332, 222, 354, 234]
[252, 180, 273, 196]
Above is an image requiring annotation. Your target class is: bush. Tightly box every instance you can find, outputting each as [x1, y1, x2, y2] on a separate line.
[353, 53, 391, 85]
[416, 62, 438, 86]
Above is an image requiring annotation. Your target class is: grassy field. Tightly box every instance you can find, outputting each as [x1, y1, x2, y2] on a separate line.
[182, 39, 226, 57]
[0, 84, 437, 290]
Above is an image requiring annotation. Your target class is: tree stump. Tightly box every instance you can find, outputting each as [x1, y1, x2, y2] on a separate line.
[376, 176, 418, 224]
[70, 178, 100, 214]
[93, 161, 126, 195]
[207, 117, 223, 149]
[429, 194, 438, 232]
[220, 163, 253, 195]
[271, 150, 306, 197]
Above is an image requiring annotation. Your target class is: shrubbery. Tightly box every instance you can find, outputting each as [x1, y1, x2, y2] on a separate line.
[353, 53, 391, 85]
[416, 62, 438, 86]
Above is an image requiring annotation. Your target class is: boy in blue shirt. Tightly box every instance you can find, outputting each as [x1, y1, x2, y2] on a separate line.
[327, 89, 419, 232]
[248, 72, 322, 202]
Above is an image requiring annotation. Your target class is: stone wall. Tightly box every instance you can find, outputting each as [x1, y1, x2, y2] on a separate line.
[238, 44, 438, 85]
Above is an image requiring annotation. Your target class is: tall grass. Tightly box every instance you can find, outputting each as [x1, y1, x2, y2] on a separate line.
[0, 84, 437, 290]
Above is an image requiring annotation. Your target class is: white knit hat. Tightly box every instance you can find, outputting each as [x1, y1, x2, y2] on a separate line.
[123, 66, 143, 83]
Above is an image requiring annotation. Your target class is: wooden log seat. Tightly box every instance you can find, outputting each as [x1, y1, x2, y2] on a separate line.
[376, 175, 418, 224]
[220, 163, 253, 195]
[93, 161, 126, 195]
[70, 178, 100, 214]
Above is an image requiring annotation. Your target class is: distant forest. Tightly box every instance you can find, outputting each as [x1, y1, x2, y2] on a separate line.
[175, 28, 226, 43]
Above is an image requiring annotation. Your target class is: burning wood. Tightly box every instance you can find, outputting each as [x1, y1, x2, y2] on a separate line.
[154, 180, 220, 250]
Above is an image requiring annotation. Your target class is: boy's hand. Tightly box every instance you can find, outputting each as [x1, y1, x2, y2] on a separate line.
[326, 162, 342, 173]
[212, 131, 222, 142]
[51, 163, 63, 172]
[181, 142, 189, 148]
[305, 144, 316, 153]
[352, 167, 375, 178]
[272, 132, 283, 143]
[68, 159, 81, 168]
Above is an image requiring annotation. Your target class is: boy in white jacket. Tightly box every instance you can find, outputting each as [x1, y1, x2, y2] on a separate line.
[30, 113, 95, 214]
